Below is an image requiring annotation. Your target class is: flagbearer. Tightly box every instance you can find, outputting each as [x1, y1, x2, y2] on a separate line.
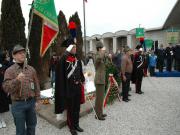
[55, 39, 85, 135]
[3, 45, 40, 135]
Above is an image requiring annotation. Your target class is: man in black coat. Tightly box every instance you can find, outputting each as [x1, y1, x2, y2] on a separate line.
[0, 51, 13, 128]
[157, 44, 165, 72]
[174, 44, 180, 71]
[165, 44, 174, 72]
[132, 47, 145, 94]
[55, 41, 85, 135]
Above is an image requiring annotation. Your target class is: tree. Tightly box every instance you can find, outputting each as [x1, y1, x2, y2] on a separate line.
[0, 0, 26, 51]
[28, 5, 50, 89]
[52, 10, 69, 57]
[69, 12, 83, 60]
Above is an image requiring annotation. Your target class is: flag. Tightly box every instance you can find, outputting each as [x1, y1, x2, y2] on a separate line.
[136, 28, 144, 38]
[33, 0, 59, 57]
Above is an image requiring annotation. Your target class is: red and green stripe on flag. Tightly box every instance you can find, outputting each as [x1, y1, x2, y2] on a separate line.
[33, 0, 59, 57]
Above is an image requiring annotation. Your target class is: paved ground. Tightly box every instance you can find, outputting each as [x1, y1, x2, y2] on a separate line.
[1, 77, 180, 135]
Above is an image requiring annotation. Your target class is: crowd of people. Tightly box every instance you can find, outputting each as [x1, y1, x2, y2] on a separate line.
[0, 41, 180, 135]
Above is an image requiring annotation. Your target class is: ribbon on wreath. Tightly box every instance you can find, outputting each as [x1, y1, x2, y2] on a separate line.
[103, 74, 119, 107]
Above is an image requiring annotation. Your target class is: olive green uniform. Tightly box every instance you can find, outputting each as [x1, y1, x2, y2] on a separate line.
[94, 51, 105, 118]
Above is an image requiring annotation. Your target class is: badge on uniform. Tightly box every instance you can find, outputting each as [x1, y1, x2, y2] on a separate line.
[31, 82, 35, 90]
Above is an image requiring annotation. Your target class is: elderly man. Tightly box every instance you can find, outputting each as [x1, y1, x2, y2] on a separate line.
[121, 46, 133, 102]
[3, 45, 40, 135]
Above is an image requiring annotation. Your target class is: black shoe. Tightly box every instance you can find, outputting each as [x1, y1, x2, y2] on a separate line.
[102, 114, 107, 117]
[136, 91, 144, 94]
[95, 115, 105, 120]
[123, 99, 129, 102]
[128, 94, 131, 96]
[74, 126, 84, 132]
[70, 129, 78, 135]
[127, 99, 131, 101]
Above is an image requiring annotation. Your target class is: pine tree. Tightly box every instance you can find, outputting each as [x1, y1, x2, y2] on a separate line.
[28, 4, 50, 89]
[69, 12, 83, 59]
[0, 0, 26, 51]
[52, 10, 69, 56]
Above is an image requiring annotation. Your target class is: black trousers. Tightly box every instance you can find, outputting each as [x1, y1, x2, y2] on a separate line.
[149, 66, 155, 76]
[122, 73, 131, 100]
[166, 59, 172, 72]
[177, 60, 180, 71]
[135, 76, 143, 93]
[67, 92, 81, 130]
[158, 60, 164, 72]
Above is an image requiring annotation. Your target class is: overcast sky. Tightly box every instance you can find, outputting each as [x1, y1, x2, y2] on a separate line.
[0, 0, 178, 36]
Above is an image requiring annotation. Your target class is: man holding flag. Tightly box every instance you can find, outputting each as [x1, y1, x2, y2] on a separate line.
[3, 0, 59, 135]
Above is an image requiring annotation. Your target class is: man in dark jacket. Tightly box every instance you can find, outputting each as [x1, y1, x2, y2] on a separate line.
[165, 44, 174, 72]
[157, 44, 165, 72]
[174, 44, 180, 71]
[132, 47, 145, 94]
[0, 51, 13, 128]
[55, 40, 85, 135]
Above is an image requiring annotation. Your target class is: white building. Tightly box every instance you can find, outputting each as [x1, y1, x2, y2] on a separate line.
[83, 0, 180, 54]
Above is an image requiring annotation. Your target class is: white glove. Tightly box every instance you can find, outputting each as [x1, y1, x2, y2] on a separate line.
[56, 114, 64, 121]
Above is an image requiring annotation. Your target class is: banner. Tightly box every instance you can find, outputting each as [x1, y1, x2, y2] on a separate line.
[33, 0, 59, 57]
[144, 39, 153, 49]
[136, 28, 144, 38]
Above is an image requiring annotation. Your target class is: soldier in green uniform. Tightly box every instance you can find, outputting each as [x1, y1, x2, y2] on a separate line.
[94, 41, 107, 120]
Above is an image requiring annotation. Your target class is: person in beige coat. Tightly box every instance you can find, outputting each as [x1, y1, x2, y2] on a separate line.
[94, 41, 107, 120]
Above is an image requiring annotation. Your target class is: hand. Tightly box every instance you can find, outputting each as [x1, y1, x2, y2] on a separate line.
[16, 72, 25, 81]
[35, 101, 40, 111]
[122, 75, 127, 82]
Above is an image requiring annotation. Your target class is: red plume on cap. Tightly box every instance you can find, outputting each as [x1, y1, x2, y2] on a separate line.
[68, 21, 77, 41]
[68, 21, 76, 29]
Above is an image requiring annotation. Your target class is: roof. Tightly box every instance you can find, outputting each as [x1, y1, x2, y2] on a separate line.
[163, 0, 180, 29]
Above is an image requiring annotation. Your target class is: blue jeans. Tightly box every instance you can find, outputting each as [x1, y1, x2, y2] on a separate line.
[11, 98, 37, 135]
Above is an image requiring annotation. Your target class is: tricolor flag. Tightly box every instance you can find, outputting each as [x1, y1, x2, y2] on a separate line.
[33, 0, 59, 57]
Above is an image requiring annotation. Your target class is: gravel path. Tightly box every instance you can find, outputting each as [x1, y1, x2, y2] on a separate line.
[1, 77, 180, 135]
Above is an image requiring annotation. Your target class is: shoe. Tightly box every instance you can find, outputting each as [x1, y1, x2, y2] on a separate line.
[136, 91, 144, 94]
[0, 121, 2, 129]
[127, 99, 131, 101]
[102, 114, 107, 117]
[122, 99, 129, 102]
[74, 126, 84, 132]
[70, 129, 78, 135]
[1, 120, 6, 128]
[128, 94, 131, 96]
[95, 115, 105, 120]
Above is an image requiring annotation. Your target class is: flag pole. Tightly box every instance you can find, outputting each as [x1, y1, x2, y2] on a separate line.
[83, 0, 87, 65]
[20, 4, 34, 98]
[24, 4, 34, 69]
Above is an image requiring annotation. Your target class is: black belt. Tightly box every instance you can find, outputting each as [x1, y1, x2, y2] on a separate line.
[14, 97, 34, 102]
